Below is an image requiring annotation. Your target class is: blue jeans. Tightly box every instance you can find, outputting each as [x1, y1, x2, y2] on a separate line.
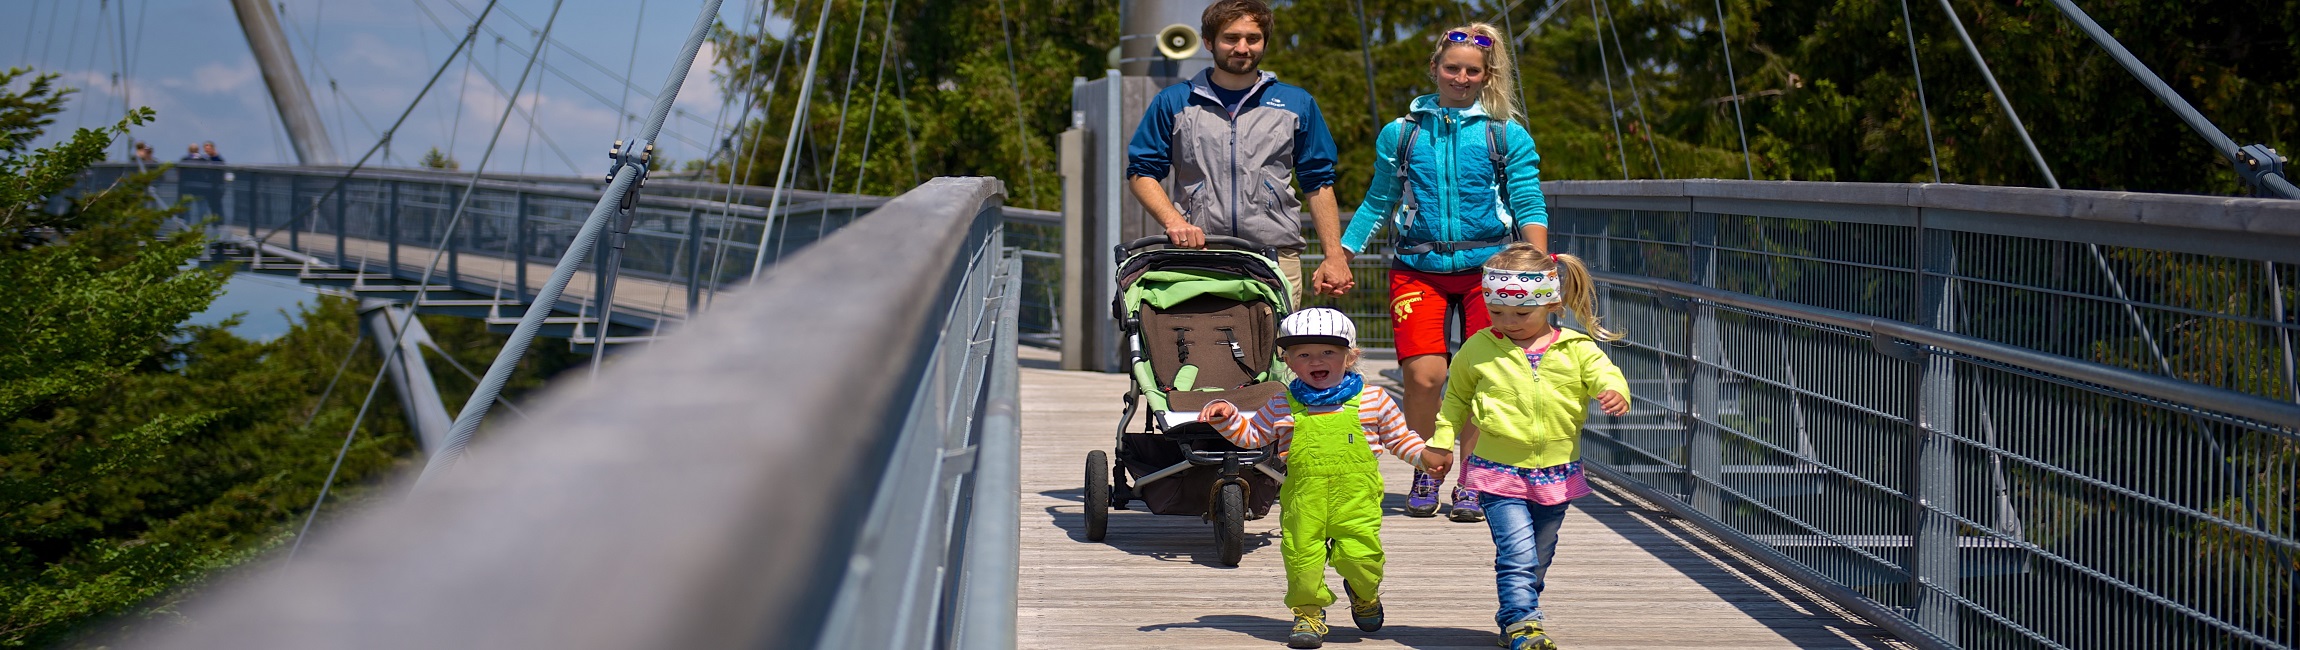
[1479, 493, 1569, 629]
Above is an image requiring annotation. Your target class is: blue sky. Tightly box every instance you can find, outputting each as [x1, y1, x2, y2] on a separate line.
[5, 0, 793, 176]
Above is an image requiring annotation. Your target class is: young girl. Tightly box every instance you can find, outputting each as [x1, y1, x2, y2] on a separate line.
[1337, 21, 1549, 523]
[1422, 243, 1630, 650]
[1200, 308, 1449, 649]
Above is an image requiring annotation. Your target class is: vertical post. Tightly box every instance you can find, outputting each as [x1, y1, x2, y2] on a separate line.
[685, 207, 704, 317]
[447, 187, 463, 287]
[515, 192, 530, 304]
[287, 176, 301, 250]
[388, 181, 401, 275]
[1685, 210, 1723, 518]
[335, 180, 348, 265]
[227, 0, 339, 164]
[1059, 126, 1088, 370]
[1908, 214, 1961, 642]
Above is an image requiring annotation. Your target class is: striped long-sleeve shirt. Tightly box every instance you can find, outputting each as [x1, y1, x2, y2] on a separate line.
[1209, 387, 1428, 460]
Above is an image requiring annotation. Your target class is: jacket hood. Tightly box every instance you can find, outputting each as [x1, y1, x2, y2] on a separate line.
[1190, 69, 1280, 106]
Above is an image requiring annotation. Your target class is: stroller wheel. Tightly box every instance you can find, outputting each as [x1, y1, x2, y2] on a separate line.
[1214, 482, 1245, 567]
[1085, 450, 1111, 542]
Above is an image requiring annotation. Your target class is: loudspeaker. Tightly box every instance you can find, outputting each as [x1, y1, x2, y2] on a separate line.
[1155, 23, 1200, 60]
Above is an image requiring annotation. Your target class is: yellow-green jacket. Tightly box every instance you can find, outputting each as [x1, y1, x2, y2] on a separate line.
[1431, 328, 1630, 469]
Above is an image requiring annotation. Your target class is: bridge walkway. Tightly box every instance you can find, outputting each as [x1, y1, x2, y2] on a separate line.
[1015, 347, 1905, 649]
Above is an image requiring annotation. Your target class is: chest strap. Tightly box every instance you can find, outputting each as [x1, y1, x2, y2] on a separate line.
[1389, 114, 1512, 255]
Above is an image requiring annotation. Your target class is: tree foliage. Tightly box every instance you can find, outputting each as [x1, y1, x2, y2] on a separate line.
[0, 67, 582, 647]
[711, 0, 2294, 206]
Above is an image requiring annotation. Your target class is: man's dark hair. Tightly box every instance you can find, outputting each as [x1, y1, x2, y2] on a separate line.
[1201, 0, 1273, 42]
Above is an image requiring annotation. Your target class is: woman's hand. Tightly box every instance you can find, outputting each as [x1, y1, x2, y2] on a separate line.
[1596, 390, 1630, 416]
[1200, 400, 1238, 423]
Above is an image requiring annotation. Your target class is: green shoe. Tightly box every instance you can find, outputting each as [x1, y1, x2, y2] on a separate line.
[1288, 606, 1328, 649]
[1500, 620, 1558, 650]
[1342, 582, 1384, 632]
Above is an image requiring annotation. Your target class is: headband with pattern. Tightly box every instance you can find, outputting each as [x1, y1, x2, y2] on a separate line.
[1482, 266, 1561, 307]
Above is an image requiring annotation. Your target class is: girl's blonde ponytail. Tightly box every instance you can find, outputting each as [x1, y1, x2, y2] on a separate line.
[1552, 253, 1621, 341]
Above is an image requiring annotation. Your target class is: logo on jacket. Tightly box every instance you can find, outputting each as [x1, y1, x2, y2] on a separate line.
[1266, 98, 1286, 108]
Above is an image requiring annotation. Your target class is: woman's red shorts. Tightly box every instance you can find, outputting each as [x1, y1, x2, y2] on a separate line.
[1388, 267, 1491, 359]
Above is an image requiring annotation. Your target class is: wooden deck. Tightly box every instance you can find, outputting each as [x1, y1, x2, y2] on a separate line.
[1016, 348, 1907, 649]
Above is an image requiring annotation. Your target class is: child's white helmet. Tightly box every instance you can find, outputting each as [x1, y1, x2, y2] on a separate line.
[1277, 308, 1357, 349]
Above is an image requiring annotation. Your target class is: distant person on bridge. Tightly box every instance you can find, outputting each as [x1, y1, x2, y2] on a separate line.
[200, 141, 225, 163]
[1421, 244, 1629, 650]
[181, 143, 206, 161]
[1125, 0, 1353, 309]
[1338, 22, 1550, 524]
[1198, 308, 1450, 649]
[133, 141, 157, 164]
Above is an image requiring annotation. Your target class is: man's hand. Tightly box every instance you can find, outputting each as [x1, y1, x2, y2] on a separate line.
[1419, 448, 1453, 477]
[1596, 390, 1630, 416]
[1165, 220, 1207, 249]
[1200, 400, 1238, 423]
[1313, 256, 1355, 296]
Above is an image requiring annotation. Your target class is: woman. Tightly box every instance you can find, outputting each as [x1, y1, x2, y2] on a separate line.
[1338, 21, 1548, 523]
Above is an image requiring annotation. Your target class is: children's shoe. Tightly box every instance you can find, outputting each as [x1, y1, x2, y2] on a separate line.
[1342, 582, 1384, 632]
[1288, 606, 1329, 648]
[1448, 486, 1486, 523]
[1405, 471, 1441, 517]
[1498, 620, 1558, 650]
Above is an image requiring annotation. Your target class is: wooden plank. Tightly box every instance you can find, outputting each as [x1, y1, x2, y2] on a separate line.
[1015, 348, 1907, 649]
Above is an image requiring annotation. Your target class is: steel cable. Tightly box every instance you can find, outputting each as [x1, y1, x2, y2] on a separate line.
[824, 0, 872, 194]
[1596, 0, 1664, 178]
[1585, 0, 1629, 179]
[294, 0, 560, 539]
[749, 0, 837, 280]
[992, 0, 1041, 208]
[853, 0, 902, 195]
[419, 0, 729, 484]
[1710, 0, 1754, 179]
[1897, 0, 1941, 183]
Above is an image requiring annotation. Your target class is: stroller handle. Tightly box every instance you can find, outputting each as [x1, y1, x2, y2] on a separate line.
[1117, 234, 1275, 259]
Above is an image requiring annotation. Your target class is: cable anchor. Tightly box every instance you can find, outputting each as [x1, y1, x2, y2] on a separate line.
[604, 139, 656, 212]
[2236, 144, 2288, 196]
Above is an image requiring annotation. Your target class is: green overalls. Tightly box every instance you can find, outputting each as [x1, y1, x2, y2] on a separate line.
[1280, 393, 1388, 609]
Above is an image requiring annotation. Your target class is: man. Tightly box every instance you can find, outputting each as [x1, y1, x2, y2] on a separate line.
[1124, 0, 1355, 308]
[200, 141, 225, 163]
[181, 144, 205, 161]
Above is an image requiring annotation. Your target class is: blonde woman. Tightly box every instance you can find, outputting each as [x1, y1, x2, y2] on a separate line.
[1338, 22, 1549, 524]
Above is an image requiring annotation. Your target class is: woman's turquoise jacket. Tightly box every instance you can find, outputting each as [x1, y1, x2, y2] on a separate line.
[1341, 94, 1548, 274]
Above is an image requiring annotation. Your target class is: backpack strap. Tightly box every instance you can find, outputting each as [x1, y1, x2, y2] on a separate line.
[1390, 115, 1518, 258]
[1388, 115, 1423, 231]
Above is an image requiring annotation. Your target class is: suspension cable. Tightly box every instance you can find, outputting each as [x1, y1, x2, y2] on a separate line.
[409, 0, 584, 173]
[419, 0, 730, 484]
[292, 0, 560, 555]
[252, 0, 503, 247]
[825, 0, 874, 194]
[890, 38, 923, 187]
[1500, 1, 1530, 127]
[1348, 0, 1383, 135]
[704, 0, 792, 309]
[750, 0, 838, 280]
[853, 0, 903, 195]
[1931, 0, 2056, 188]
[1899, 0, 1941, 183]
[1586, 0, 1629, 179]
[1709, 0, 1754, 179]
[1597, 0, 1664, 179]
[992, 0, 1042, 208]
[614, 0, 649, 145]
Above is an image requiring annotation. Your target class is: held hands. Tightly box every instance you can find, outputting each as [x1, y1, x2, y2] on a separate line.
[1199, 400, 1238, 423]
[1596, 390, 1631, 416]
[1312, 256, 1356, 296]
[1164, 221, 1207, 249]
[1417, 448, 1453, 477]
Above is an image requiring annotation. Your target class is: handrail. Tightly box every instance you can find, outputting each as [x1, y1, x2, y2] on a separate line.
[1594, 271, 2300, 434]
[132, 177, 1019, 649]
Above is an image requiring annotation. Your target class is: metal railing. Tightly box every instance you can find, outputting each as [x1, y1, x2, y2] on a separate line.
[133, 177, 1022, 650]
[81, 163, 1061, 336]
[1547, 180, 2300, 649]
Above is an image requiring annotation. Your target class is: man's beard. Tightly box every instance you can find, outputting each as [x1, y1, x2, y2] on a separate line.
[1215, 51, 1260, 75]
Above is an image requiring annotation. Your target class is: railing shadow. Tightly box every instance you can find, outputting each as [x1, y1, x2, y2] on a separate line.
[1571, 483, 1901, 649]
[1139, 614, 1494, 649]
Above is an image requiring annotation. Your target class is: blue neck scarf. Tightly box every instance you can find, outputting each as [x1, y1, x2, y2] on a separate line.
[1289, 371, 1364, 407]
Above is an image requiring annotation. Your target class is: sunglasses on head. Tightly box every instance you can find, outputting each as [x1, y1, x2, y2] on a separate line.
[1445, 30, 1494, 48]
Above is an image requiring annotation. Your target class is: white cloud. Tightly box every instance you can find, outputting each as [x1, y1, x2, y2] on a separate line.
[191, 62, 261, 95]
[674, 41, 723, 114]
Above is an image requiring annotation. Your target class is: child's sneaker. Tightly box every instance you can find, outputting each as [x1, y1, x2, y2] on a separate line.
[1342, 582, 1383, 632]
[1288, 606, 1329, 648]
[1448, 486, 1486, 522]
[1405, 471, 1441, 517]
[1499, 620, 1558, 650]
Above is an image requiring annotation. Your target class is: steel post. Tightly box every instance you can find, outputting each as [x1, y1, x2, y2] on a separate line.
[226, 0, 339, 164]
[515, 192, 529, 304]
[1686, 211, 1724, 517]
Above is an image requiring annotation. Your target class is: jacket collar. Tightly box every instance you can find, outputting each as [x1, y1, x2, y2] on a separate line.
[1189, 69, 1280, 112]
[1408, 93, 1493, 122]
[1478, 325, 1589, 350]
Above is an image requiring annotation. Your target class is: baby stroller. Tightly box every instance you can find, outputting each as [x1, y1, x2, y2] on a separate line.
[1083, 234, 1292, 567]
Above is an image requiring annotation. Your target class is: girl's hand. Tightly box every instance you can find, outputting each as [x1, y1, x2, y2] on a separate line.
[1200, 400, 1238, 423]
[1596, 390, 1630, 416]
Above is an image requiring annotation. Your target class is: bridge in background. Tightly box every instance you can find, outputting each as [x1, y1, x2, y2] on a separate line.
[76, 161, 2300, 649]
